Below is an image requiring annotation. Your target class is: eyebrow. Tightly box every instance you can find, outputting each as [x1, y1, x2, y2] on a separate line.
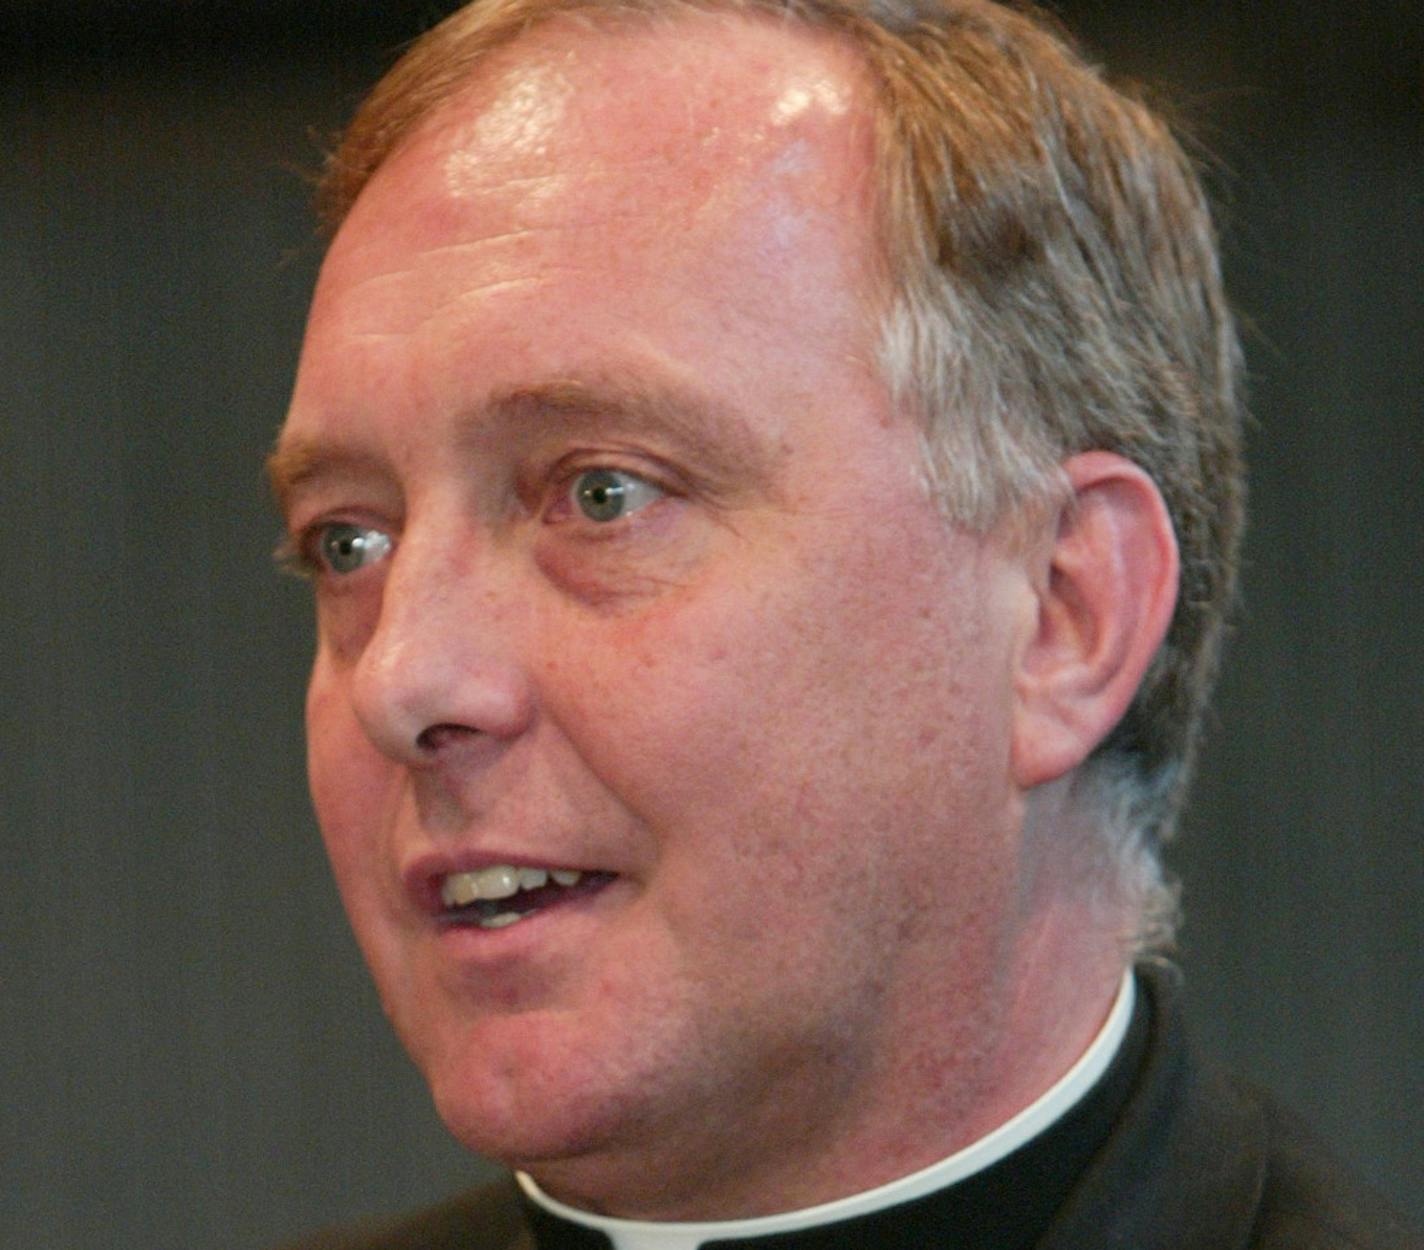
[476, 376, 778, 486]
[265, 439, 391, 515]
[268, 372, 780, 513]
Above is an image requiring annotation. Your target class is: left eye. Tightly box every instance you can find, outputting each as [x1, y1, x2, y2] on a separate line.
[316, 522, 393, 575]
[571, 468, 663, 523]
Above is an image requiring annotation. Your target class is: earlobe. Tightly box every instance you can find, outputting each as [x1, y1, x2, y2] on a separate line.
[1011, 452, 1179, 790]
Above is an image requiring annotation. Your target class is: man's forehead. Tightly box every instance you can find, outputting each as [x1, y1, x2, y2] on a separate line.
[300, 7, 889, 378]
[340, 9, 878, 252]
[431, 11, 864, 149]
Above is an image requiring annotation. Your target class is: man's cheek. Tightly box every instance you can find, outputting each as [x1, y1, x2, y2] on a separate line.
[532, 500, 711, 611]
[312, 587, 383, 665]
[552, 594, 787, 767]
[306, 684, 397, 864]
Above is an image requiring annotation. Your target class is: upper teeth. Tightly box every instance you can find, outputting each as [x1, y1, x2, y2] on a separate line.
[440, 865, 583, 909]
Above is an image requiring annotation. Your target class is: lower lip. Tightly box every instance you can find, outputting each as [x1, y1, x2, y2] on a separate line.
[429, 874, 622, 957]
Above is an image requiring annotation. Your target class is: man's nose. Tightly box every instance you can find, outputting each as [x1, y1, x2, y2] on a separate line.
[348, 526, 535, 768]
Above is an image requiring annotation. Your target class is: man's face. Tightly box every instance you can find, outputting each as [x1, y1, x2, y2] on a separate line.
[277, 14, 1036, 1217]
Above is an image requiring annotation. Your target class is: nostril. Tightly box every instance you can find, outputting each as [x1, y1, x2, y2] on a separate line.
[416, 723, 479, 753]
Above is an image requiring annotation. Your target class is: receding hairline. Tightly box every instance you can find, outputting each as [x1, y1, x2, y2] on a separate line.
[320, 1, 902, 250]
[317, 0, 940, 238]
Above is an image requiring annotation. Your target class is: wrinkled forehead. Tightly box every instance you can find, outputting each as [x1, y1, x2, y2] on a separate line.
[319, 9, 883, 293]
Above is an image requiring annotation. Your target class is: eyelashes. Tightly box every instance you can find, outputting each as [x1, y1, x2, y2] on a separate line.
[276, 462, 674, 581]
[273, 524, 393, 580]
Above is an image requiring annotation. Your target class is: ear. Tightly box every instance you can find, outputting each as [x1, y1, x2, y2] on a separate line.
[1011, 452, 1179, 790]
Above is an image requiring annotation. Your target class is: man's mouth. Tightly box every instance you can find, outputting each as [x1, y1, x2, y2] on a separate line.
[437, 865, 615, 930]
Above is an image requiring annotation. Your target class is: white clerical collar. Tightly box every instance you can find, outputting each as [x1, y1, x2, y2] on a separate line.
[518, 969, 1136, 1250]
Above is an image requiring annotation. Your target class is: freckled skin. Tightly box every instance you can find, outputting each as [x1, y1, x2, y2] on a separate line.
[281, 13, 1113, 1221]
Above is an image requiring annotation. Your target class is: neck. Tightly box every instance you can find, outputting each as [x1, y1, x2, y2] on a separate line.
[528, 797, 1131, 1219]
[526, 932, 1127, 1219]
[520, 970, 1138, 1249]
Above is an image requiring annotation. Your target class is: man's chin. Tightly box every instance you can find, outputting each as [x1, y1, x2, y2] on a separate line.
[415, 1014, 659, 1175]
[430, 1075, 612, 1170]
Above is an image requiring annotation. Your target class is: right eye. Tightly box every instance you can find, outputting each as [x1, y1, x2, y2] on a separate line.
[315, 522, 393, 575]
[570, 467, 664, 524]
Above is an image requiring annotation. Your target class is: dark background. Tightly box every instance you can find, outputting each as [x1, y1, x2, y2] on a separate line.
[4, 2, 1420, 1246]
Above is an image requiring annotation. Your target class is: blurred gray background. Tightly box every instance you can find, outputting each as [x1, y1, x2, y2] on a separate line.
[4, 2, 1420, 1246]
